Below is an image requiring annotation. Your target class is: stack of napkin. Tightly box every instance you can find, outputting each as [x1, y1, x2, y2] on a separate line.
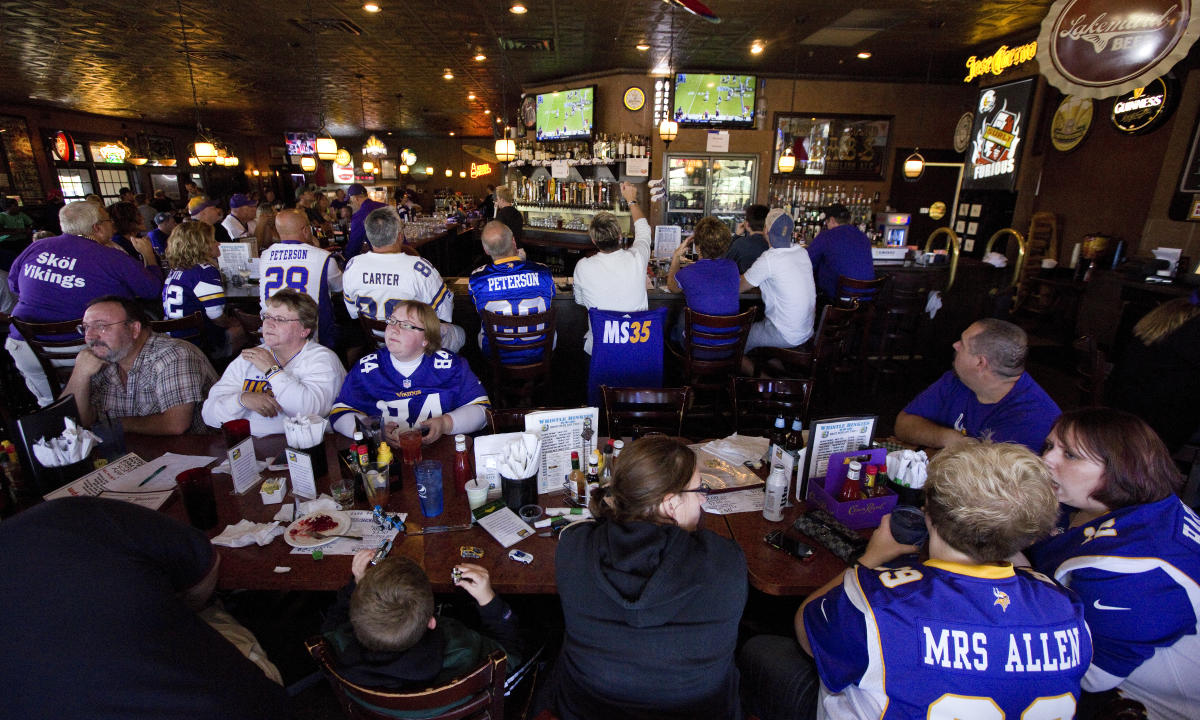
[887, 449, 929, 489]
[32, 418, 99, 467]
[284, 414, 327, 450]
[498, 433, 541, 480]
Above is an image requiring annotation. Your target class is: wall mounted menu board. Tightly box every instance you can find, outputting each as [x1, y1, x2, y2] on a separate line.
[771, 113, 891, 180]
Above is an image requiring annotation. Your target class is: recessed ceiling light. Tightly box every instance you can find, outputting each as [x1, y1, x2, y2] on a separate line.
[636, 41, 650, 51]
[750, 40, 764, 55]
[474, 52, 487, 62]
[857, 51, 872, 59]
[443, 68, 454, 80]
[468, 93, 476, 100]
[362, 2, 381, 12]
[509, 2, 527, 14]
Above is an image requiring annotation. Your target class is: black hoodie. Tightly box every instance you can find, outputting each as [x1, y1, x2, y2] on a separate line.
[548, 519, 747, 719]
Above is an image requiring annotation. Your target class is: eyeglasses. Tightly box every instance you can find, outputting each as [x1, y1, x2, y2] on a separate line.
[679, 485, 711, 498]
[77, 320, 130, 335]
[259, 312, 302, 324]
[385, 318, 425, 332]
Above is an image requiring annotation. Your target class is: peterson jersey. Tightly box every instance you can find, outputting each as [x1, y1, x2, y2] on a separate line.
[342, 252, 454, 324]
[259, 240, 343, 349]
[330, 350, 489, 432]
[804, 559, 1091, 720]
[468, 256, 555, 360]
[1027, 497, 1200, 720]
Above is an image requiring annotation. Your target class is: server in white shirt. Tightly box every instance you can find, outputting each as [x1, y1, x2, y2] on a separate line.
[220, 193, 257, 240]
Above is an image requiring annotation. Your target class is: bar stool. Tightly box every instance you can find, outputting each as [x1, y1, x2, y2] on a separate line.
[750, 302, 860, 418]
[672, 306, 756, 430]
[480, 307, 556, 409]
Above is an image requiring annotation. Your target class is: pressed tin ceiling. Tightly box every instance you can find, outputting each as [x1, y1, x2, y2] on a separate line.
[0, 0, 1054, 138]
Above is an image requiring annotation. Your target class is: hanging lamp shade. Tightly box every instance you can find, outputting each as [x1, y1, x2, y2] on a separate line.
[362, 159, 375, 172]
[399, 163, 409, 174]
[188, 156, 200, 167]
[494, 138, 516, 163]
[777, 148, 796, 173]
[425, 166, 433, 175]
[335, 148, 352, 166]
[316, 135, 338, 161]
[903, 150, 926, 180]
[194, 141, 217, 163]
[362, 134, 387, 157]
[300, 156, 317, 172]
[658, 118, 678, 144]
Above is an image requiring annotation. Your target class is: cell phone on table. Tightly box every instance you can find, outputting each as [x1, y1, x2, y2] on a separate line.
[764, 530, 814, 561]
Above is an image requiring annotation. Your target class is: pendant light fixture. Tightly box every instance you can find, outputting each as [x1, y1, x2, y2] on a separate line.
[778, 42, 800, 173]
[905, 28, 937, 182]
[658, 7, 679, 149]
[176, 0, 221, 165]
[357, 74, 387, 160]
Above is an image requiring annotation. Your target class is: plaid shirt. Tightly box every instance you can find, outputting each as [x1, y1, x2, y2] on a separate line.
[90, 333, 217, 433]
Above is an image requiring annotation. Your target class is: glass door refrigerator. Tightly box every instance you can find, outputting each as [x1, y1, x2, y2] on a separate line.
[663, 154, 758, 234]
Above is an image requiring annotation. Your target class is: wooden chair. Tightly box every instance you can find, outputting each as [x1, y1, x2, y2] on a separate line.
[232, 308, 263, 341]
[834, 274, 890, 371]
[750, 303, 861, 417]
[730, 377, 814, 435]
[676, 306, 756, 425]
[480, 308, 556, 409]
[486, 406, 572, 434]
[306, 637, 507, 720]
[1073, 334, 1113, 407]
[872, 272, 933, 394]
[601, 385, 692, 439]
[357, 315, 388, 350]
[10, 317, 85, 398]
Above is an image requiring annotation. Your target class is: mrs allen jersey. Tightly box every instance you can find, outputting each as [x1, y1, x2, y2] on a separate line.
[330, 350, 489, 431]
[803, 559, 1091, 719]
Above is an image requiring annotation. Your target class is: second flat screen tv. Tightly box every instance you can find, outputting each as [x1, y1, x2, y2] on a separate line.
[673, 73, 756, 127]
[536, 86, 595, 141]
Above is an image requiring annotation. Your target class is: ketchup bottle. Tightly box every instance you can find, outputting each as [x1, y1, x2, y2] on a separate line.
[453, 434, 472, 492]
[837, 461, 863, 503]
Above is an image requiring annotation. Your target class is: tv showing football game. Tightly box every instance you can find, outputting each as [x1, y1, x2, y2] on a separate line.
[672, 73, 756, 127]
[535, 86, 595, 141]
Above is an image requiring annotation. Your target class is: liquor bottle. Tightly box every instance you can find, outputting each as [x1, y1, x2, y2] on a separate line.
[586, 451, 601, 499]
[568, 451, 586, 505]
[600, 440, 615, 486]
[763, 464, 787, 522]
[838, 461, 863, 503]
[453, 434, 472, 492]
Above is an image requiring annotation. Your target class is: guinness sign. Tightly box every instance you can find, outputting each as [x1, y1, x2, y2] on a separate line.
[1036, 0, 1200, 99]
[1111, 76, 1176, 134]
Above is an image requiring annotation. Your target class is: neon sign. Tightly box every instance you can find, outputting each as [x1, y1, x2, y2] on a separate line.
[470, 162, 493, 178]
[963, 41, 1038, 82]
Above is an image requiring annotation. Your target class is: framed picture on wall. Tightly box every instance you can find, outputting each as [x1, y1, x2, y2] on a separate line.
[771, 113, 892, 180]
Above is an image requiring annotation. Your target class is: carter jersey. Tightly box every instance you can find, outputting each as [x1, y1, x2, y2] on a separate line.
[468, 256, 555, 359]
[804, 560, 1091, 720]
[1027, 496, 1200, 719]
[259, 240, 343, 349]
[342, 252, 453, 324]
[330, 350, 489, 431]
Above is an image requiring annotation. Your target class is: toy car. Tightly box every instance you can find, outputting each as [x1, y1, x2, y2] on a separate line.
[451, 567, 463, 583]
[508, 549, 534, 564]
[459, 546, 484, 559]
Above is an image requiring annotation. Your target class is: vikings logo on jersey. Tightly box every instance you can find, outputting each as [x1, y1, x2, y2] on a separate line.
[993, 587, 1011, 612]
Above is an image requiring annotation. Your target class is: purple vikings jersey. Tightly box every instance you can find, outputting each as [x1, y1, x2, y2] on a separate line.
[804, 559, 1091, 719]
[163, 264, 224, 341]
[586, 307, 667, 406]
[468, 256, 555, 360]
[330, 350, 489, 431]
[1028, 496, 1200, 719]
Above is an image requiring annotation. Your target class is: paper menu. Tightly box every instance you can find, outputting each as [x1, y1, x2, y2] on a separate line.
[227, 437, 261, 495]
[524, 407, 600, 494]
[471, 500, 535, 548]
[43, 452, 216, 510]
[285, 448, 318, 499]
[653, 225, 682, 259]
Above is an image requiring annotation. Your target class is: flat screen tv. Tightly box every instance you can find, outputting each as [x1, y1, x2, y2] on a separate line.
[535, 86, 595, 141]
[672, 73, 756, 127]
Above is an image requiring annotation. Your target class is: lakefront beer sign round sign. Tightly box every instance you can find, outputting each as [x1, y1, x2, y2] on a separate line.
[1036, 0, 1199, 98]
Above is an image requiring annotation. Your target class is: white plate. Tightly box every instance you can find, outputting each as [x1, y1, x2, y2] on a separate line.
[284, 510, 351, 548]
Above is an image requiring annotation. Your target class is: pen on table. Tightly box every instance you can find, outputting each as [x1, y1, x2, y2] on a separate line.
[137, 465, 168, 487]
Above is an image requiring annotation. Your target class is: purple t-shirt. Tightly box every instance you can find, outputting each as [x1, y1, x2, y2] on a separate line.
[902, 370, 1061, 452]
[8, 234, 163, 341]
[344, 199, 386, 259]
[675, 258, 740, 317]
[805, 223, 874, 299]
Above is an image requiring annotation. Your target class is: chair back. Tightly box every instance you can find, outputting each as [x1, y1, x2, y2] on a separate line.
[306, 636, 506, 720]
[149, 311, 205, 340]
[15, 394, 90, 495]
[681, 306, 756, 384]
[486, 406, 572, 435]
[601, 385, 691, 439]
[1073, 334, 1113, 407]
[10, 317, 85, 397]
[480, 308, 556, 408]
[232, 308, 264, 341]
[731, 377, 814, 433]
[835, 275, 889, 307]
[587, 307, 667, 406]
[357, 314, 388, 350]
[810, 302, 860, 379]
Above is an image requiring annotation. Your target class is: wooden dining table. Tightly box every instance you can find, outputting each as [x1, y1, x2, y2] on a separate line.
[125, 432, 848, 597]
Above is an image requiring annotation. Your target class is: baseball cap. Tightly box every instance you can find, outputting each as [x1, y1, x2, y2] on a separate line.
[229, 193, 254, 209]
[153, 211, 174, 225]
[187, 196, 218, 217]
[821, 203, 852, 222]
[346, 183, 367, 197]
[765, 208, 794, 249]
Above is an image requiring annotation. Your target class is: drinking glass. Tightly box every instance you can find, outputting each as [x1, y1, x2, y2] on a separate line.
[329, 475, 355, 508]
[363, 462, 391, 508]
[177, 468, 218, 530]
[398, 430, 423, 465]
[414, 460, 443, 517]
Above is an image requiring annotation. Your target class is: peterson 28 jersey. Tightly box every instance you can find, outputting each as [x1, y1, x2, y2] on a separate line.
[330, 350, 489, 432]
[342, 252, 454, 324]
[1027, 496, 1200, 720]
[258, 240, 343, 348]
[468, 255, 555, 359]
[803, 559, 1091, 720]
